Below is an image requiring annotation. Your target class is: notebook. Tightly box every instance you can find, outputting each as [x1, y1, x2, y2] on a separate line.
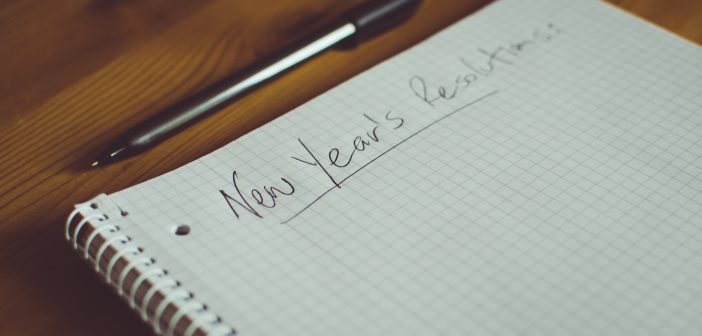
[65, 0, 702, 335]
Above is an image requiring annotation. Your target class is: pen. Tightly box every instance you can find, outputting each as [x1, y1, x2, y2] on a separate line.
[91, 0, 422, 167]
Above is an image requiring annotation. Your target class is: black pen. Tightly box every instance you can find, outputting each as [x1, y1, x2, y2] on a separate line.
[92, 0, 421, 167]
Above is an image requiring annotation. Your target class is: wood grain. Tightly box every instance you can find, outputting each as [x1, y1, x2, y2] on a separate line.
[0, 0, 700, 335]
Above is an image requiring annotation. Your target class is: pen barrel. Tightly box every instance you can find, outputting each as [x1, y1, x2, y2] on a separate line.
[123, 75, 254, 147]
[130, 0, 423, 145]
[122, 23, 359, 150]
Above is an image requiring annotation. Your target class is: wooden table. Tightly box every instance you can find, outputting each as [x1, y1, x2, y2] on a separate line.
[1, 0, 700, 335]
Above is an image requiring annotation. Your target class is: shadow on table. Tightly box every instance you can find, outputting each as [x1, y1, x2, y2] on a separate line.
[0, 218, 151, 336]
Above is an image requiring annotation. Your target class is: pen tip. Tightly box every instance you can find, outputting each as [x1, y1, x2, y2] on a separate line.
[91, 146, 128, 168]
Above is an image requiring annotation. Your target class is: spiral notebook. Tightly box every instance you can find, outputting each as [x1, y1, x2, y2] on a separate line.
[65, 0, 702, 335]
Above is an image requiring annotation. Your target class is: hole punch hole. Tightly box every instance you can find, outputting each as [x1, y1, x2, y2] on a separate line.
[90, 203, 98, 209]
[120, 209, 129, 216]
[174, 225, 190, 236]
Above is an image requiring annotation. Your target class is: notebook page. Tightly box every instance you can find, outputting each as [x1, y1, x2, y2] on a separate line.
[107, 0, 702, 334]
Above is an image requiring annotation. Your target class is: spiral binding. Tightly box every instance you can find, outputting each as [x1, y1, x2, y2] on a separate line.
[65, 196, 235, 336]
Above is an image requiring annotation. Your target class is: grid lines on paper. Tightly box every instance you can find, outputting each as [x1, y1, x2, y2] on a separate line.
[110, 0, 702, 335]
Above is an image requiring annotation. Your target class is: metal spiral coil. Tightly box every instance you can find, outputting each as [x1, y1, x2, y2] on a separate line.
[65, 198, 235, 336]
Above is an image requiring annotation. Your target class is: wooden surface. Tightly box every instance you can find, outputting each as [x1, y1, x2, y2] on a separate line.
[0, 0, 700, 335]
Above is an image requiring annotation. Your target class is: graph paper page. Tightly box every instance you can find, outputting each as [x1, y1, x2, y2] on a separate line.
[104, 0, 702, 334]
